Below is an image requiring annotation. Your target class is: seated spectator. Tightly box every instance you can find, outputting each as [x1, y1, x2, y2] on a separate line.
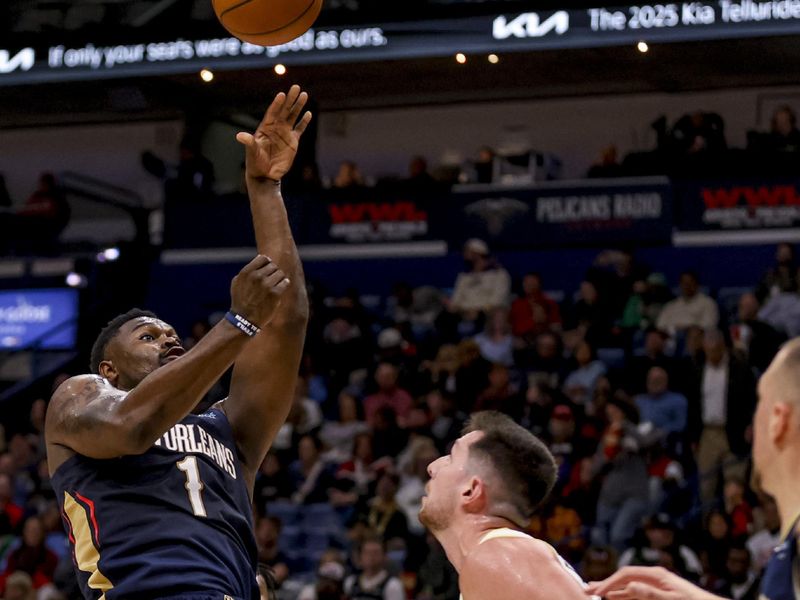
[618, 513, 703, 581]
[333, 433, 381, 505]
[371, 407, 409, 461]
[2, 571, 35, 600]
[620, 273, 673, 333]
[530, 496, 585, 564]
[404, 156, 436, 189]
[255, 516, 290, 589]
[569, 280, 615, 347]
[344, 536, 405, 600]
[426, 390, 466, 453]
[364, 363, 414, 428]
[474, 146, 495, 184]
[396, 441, 439, 536]
[625, 327, 679, 395]
[447, 238, 511, 321]
[420, 344, 460, 396]
[0, 516, 58, 593]
[562, 340, 607, 407]
[298, 550, 348, 600]
[756, 242, 800, 301]
[320, 388, 369, 463]
[634, 367, 688, 436]
[453, 340, 491, 413]
[473, 364, 520, 413]
[547, 404, 578, 486]
[591, 398, 649, 551]
[333, 160, 364, 189]
[712, 542, 761, 600]
[731, 292, 785, 373]
[415, 534, 459, 600]
[523, 331, 567, 390]
[723, 477, 753, 538]
[747, 496, 781, 573]
[2, 173, 71, 253]
[668, 111, 727, 155]
[758, 286, 800, 337]
[587, 145, 624, 178]
[762, 105, 800, 153]
[509, 272, 562, 341]
[0, 473, 23, 535]
[701, 509, 734, 584]
[289, 434, 335, 505]
[580, 546, 618, 583]
[473, 308, 514, 367]
[254, 452, 294, 514]
[656, 271, 719, 335]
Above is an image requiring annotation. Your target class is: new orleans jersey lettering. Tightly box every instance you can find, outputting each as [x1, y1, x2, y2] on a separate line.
[154, 422, 237, 479]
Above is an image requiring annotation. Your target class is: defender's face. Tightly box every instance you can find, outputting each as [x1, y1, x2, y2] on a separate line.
[104, 317, 185, 389]
[419, 430, 483, 531]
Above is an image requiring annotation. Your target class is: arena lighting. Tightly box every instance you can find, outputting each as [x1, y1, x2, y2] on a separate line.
[455, 52, 467, 64]
[274, 63, 287, 75]
[199, 68, 214, 82]
[96, 247, 120, 263]
[488, 53, 499, 64]
[65, 272, 88, 288]
[637, 41, 649, 53]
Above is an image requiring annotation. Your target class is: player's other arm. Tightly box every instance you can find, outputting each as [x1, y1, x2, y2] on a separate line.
[223, 86, 312, 474]
[46, 256, 288, 463]
[585, 566, 727, 600]
[460, 541, 587, 600]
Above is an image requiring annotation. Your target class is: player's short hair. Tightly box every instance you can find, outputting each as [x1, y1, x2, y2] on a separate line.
[463, 411, 557, 524]
[90, 309, 157, 374]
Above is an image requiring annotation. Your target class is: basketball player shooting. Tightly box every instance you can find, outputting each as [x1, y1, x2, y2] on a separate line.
[419, 411, 597, 600]
[44, 85, 312, 600]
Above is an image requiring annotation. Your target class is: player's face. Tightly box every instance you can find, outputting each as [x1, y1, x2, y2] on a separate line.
[419, 430, 483, 531]
[104, 317, 185, 389]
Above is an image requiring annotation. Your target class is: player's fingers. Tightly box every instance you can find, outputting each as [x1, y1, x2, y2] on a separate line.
[255, 260, 280, 277]
[280, 85, 301, 119]
[240, 254, 271, 274]
[262, 92, 286, 127]
[287, 91, 309, 123]
[587, 568, 664, 596]
[610, 582, 673, 600]
[235, 132, 255, 147]
[272, 276, 291, 294]
[294, 111, 313, 136]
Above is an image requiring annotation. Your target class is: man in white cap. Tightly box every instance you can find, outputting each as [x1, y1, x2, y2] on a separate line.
[449, 238, 511, 322]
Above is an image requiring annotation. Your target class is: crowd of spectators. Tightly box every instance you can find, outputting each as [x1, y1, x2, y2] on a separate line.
[2, 239, 800, 600]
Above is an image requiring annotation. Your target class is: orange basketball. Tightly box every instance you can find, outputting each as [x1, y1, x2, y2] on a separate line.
[212, 0, 323, 47]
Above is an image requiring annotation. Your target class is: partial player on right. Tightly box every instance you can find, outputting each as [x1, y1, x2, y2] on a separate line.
[586, 338, 800, 600]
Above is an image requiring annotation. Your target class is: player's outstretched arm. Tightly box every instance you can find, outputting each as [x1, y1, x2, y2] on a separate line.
[585, 567, 728, 600]
[46, 255, 289, 468]
[223, 85, 311, 482]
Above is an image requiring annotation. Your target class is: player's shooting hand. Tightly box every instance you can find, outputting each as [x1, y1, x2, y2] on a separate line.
[585, 566, 724, 600]
[236, 84, 313, 182]
[230, 255, 291, 327]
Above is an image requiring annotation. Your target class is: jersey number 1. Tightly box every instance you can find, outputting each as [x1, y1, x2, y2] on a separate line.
[177, 456, 208, 517]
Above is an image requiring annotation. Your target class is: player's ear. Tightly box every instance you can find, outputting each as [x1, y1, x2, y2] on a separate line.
[461, 476, 486, 513]
[99, 360, 118, 386]
[770, 401, 793, 446]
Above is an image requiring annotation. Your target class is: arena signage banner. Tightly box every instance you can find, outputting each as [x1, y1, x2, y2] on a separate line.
[0, 288, 78, 350]
[453, 178, 673, 248]
[2, 2, 800, 84]
[674, 179, 800, 244]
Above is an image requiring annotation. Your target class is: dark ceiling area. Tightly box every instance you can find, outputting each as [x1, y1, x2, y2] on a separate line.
[2, 34, 800, 129]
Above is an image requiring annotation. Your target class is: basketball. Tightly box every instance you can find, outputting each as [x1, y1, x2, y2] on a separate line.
[212, 0, 323, 47]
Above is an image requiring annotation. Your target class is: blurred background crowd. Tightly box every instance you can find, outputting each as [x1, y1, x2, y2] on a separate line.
[2, 238, 798, 600]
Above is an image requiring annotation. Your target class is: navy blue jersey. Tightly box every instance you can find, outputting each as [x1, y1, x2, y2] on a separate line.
[51, 407, 259, 600]
[760, 516, 799, 600]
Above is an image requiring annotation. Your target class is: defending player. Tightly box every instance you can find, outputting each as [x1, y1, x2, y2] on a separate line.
[45, 85, 312, 600]
[419, 411, 595, 600]
[586, 339, 800, 600]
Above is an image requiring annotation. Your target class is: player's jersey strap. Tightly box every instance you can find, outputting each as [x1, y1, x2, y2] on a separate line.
[61, 491, 114, 599]
[759, 516, 799, 600]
